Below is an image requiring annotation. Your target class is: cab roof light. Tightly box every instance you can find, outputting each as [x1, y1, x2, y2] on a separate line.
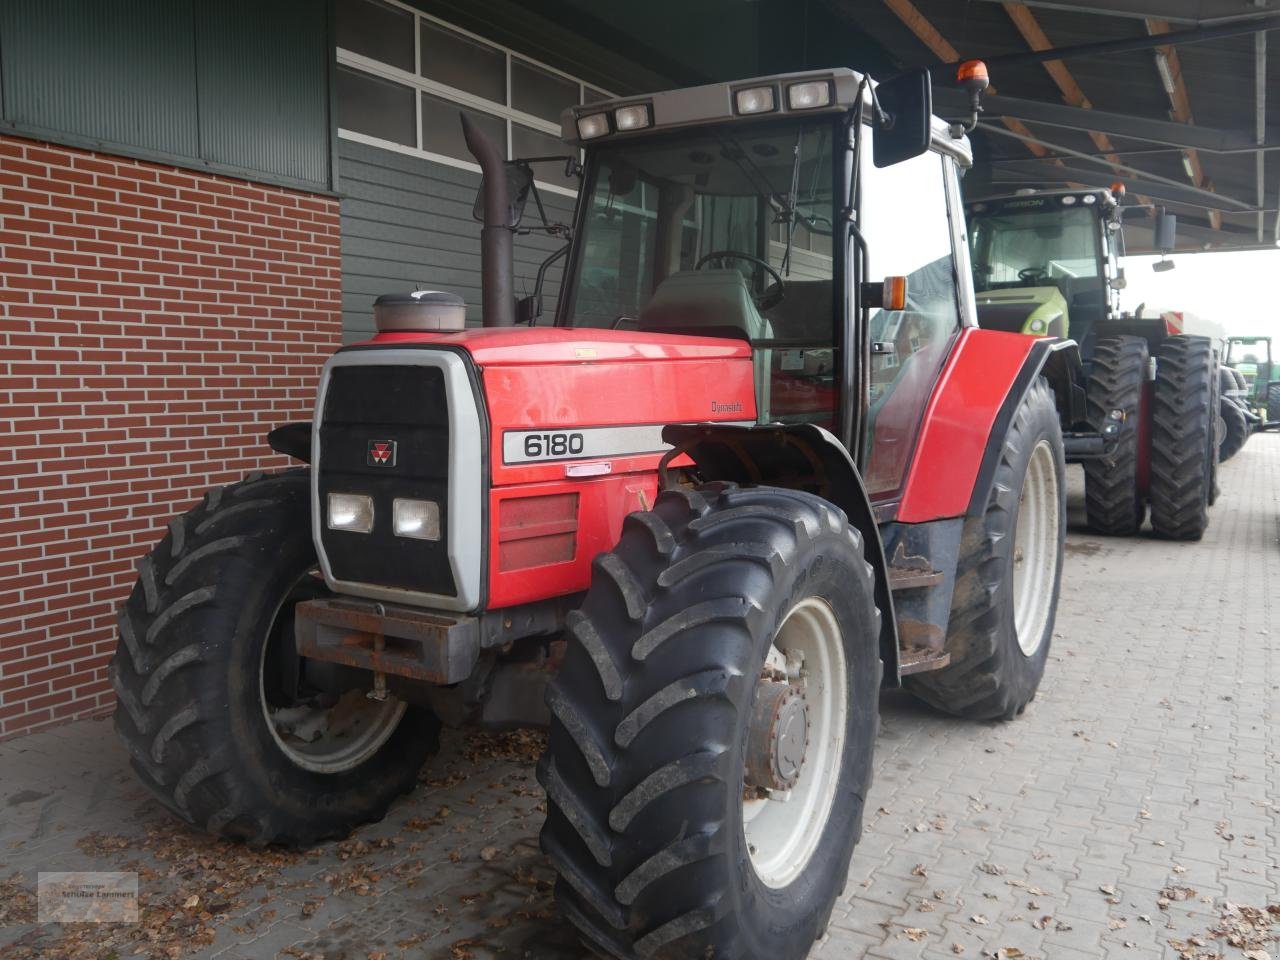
[1110, 181, 1127, 199]
[614, 103, 652, 131]
[1062, 195, 1078, 205]
[734, 85, 777, 115]
[576, 112, 610, 140]
[956, 60, 990, 89]
[787, 80, 832, 110]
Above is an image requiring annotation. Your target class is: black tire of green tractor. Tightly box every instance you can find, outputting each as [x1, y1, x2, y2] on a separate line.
[1148, 335, 1215, 540]
[1268, 383, 1280, 422]
[110, 470, 439, 847]
[1218, 396, 1248, 463]
[905, 378, 1065, 722]
[1232, 368, 1248, 393]
[537, 483, 882, 960]
[1082, 336, 1148, 536]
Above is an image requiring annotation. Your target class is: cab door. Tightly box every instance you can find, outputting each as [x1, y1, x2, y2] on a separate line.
[857, 141, 966, 503]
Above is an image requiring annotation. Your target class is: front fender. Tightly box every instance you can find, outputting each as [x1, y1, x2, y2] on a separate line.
[661, 422, 900, 687]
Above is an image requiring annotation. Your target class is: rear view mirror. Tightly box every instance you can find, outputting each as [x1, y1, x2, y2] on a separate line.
[1155, 207, 1177, 252]
[873, 69, 932, 168]
[472, 161, 533, 227]
[1153, 259, 1176, 273]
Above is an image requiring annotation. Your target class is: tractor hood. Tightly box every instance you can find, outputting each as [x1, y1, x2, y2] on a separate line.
[974, 286, 1068, 339]
[357, 325, 750, 365]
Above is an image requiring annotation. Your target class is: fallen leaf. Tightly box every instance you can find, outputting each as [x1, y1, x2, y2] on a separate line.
[912, 864, 928, 877]
[971, 914, 989, 925]
[952, 945, 965, 955]
[979, 862, 1007, 876]
[1100, 884, 1117, 896]
[1109, 917, 1128, 930]
[183, 895, 200, 909]
[903, 927, 927, 942]
[479, 846, 499, 862]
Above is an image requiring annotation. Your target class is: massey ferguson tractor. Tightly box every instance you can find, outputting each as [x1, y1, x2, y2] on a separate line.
[966, 188, 1220, 539]
[113, 65, 1104, 959]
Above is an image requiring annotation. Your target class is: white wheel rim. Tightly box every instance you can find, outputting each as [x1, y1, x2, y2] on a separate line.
[743, 597, 848, 889]
[1012, 440, 1059, 656]
[260, 578, 406, 775]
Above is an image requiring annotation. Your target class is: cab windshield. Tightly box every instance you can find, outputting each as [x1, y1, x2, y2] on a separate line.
[968, 205, 1101, 293]
[560, 118, 836, 341]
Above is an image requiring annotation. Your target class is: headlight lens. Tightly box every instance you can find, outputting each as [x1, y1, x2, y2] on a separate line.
[734, 85, 776, 115]
[1061, 195, 1077, 205]
[393, 498, 441, 541]
[576, 113, 609, 139]
[328, 493, 374, 534]
[787, 80, 832, 110]
[614, 104, 651, 131]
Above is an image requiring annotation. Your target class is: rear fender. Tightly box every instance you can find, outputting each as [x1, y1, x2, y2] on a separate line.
[660, 422, 900, 687]
[966, 338, 1081, 518]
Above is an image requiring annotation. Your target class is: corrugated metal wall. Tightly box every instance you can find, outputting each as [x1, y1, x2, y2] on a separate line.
[0, 0, 331, 192]
[338, 138, 573, 340]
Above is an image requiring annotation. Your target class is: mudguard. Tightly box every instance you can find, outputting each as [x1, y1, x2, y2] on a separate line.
[660, 422, 900, 687]
[897, 329, 1082, 523]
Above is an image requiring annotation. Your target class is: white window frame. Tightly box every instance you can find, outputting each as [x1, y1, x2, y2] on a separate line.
[335, 1, 615, 198]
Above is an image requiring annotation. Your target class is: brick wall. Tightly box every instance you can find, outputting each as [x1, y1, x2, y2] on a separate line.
[0, 134, 343, 740]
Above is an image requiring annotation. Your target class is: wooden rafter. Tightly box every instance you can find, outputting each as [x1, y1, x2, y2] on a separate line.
[1146, 18, 1222, 230]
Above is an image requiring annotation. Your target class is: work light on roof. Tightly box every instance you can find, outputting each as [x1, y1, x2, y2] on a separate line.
[734, 85, 776, 115]
[1082, 194, 1097, 204]
[577, 113, 609, 140]
[1061, 195, 1077, 205]
[614, 104, 652, 131]
[787, 80, 831, 110]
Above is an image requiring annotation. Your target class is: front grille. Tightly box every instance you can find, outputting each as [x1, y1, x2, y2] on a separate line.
[317, 364, 457, 597]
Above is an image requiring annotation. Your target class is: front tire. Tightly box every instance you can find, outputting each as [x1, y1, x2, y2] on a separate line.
[1268, 382, 1280, 423]
[906, 378, 1065, 721]
[538, 483, 882, 959]
[1082, 336, 1148, 535]
[1149, 335, 1215, 540]
[110, 470, 439, 846]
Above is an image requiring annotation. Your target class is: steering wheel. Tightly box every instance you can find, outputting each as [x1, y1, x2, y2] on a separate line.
[1018, 266, 1050, 284]
[695, 250, 786, 310]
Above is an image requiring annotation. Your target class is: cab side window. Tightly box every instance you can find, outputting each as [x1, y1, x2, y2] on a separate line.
[858, 145, 961, 498]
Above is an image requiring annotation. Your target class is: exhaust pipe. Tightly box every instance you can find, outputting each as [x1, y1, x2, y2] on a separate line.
[461, 114, 515, 327]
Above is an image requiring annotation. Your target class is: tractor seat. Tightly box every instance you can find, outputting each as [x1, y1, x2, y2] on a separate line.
[639, 269, 771, 342]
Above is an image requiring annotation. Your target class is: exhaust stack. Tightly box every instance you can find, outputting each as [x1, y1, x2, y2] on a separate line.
[461, 114, 515, 327]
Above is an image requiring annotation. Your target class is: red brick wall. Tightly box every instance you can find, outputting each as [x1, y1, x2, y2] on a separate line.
[0, 134, 343, 740]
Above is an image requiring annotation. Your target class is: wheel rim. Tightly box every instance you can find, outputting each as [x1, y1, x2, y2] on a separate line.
[259, 575, 406, 775]
[1012, 440, 1059, 656]
[742, 597, 848, 889]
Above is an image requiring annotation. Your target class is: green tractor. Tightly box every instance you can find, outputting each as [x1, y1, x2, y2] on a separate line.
[1223, 335, 1279, 431]
[965, 187, 1225, 538]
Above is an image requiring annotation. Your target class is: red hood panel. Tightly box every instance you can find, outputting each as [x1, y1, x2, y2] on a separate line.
[360, 327, 750, 365]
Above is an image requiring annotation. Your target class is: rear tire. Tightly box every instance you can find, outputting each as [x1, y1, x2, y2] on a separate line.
[1268, 383, 1280, 422]
[1082, 336, 1148, 535]
[1149, 335, 1215, 540]
[906, 378, 1065, 721]
[1218, 397, 1248, 462]
[538, 483, 882, 959]
[111, 470, 439, 847]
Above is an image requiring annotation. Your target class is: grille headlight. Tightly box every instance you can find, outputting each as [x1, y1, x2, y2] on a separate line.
[614, 104, 651, 131]
[734, 85, 776, 115]
[394, 498, 441, 541]
[787, 80, 832, 110]
[576, 113, 609, 140]
[328, 493, 374, 534]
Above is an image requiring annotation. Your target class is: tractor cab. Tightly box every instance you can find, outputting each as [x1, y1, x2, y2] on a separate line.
[966, 188, 1122, 353]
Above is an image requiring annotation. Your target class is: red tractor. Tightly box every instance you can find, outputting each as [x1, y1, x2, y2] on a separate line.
[113, 65, 1097, 959]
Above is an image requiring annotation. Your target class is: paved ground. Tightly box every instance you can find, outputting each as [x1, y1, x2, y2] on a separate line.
[1, 436, 1277, 960]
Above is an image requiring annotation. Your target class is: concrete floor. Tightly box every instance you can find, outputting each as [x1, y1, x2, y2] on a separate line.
[1, 437, 1276, 960]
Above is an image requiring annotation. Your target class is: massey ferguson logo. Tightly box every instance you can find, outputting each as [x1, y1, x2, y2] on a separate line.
[367, 440, 397, 467]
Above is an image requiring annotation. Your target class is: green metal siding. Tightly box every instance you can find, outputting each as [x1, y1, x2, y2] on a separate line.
[338, 138, 573, 340]
[0, 0, 332, 192]
[195, 0, 331, 188]
[0, 0, 199, 156]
